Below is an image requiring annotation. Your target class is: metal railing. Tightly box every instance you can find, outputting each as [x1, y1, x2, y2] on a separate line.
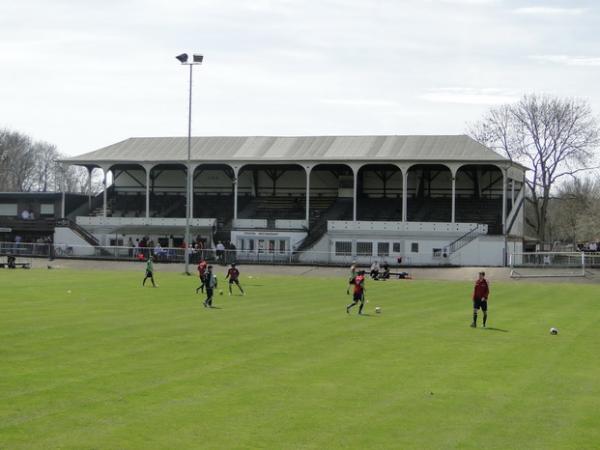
[0, 241, 428, 267]
[448, 224, 486, 254]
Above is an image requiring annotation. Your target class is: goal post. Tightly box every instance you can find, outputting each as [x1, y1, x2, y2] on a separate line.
[509, 252, 586, 278]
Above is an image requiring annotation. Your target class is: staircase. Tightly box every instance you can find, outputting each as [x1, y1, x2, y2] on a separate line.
[447, 224, 487, 255]
[56, 218, 100, 246]
[55, 218, 113, 256]
[296, 198, 353, 252]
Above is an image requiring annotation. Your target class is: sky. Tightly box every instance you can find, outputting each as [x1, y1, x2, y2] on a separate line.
[1, 0, 599, 157]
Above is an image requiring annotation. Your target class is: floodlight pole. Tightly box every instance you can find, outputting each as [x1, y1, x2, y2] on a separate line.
[185, 63, 193, 275]
[177, 53, 203, 275]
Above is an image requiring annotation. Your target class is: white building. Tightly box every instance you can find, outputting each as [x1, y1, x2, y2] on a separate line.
[60, 135, 526, 266]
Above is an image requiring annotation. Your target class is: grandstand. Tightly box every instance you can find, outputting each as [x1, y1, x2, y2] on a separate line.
[55, 135, 526, 266]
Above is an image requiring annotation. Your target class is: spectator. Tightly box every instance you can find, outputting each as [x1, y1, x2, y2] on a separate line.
[370, 261, 380, 279]
[197, 239, 205, 259]
[153, 243, 165, 260]
[381, 262, 390, 280]
[216, 241, 225, 263]
[128, 237, 134, 258]
[229, 241, 237, 262]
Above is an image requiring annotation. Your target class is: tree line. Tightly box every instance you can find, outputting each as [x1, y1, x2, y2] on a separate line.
[0, 128, 100, 194]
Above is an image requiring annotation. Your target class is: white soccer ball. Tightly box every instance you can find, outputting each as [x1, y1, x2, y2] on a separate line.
[375, 306, 381, 314]
[550, 327, 559, 335]
[67, 290, 72, 294]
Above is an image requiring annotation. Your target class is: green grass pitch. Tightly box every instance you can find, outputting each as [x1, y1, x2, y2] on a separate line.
[1, 268, 599, 449]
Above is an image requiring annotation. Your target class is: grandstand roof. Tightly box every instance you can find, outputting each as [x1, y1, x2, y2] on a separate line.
[62, 135, 521, 167]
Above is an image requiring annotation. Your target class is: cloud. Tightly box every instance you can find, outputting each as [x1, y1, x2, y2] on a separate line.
[420, 88, 519, 105]
[320, 98, 399, 107]
[531, 55, 600, 67]
[512, 6, 585, 16]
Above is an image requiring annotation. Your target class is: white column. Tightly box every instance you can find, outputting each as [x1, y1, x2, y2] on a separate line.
[87, 167, 93, 212]
[61, 191, 66, 218]
[102, 167, 109, 217]
[233, 166, 239, 221]
[511, 178, 515, 205]
[451, 175, 456, 223]
[352, 166, 358, 221]
[305, 166, 312, 225]
[502, 168, 508, 234]
[397, 165, 409, 222]
[145, 166, 151, 219]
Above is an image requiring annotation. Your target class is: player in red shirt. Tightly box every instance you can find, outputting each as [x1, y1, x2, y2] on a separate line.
[195, 259, 208, 294]
[471, 271, 490, 328]
[346, 270, 366, 315]
[225, 263, 245, 296]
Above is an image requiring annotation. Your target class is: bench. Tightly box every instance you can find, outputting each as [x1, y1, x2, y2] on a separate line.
[0, 256, 31, 269]
[0, 262, 31, 269]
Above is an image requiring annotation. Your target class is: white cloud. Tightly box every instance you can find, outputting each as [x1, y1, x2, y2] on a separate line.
[320, 98, 399, 107]
[531, 55, 600, 67]
[513, 7, 585, 16]
[420, 88, 519, 105]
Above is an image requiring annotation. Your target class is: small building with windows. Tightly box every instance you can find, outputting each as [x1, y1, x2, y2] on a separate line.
[59, 135, 527, 266]
[0, 192, 89, 244]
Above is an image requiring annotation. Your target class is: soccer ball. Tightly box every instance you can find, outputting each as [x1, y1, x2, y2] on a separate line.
[375, 306, 381, 314]
[550, 327, 559, 335]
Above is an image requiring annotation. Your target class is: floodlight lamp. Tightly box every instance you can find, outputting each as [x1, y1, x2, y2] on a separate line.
[175, 53, 189, 63]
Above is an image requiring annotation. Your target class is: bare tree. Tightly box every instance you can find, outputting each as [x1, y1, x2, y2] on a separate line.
[32, 141, 59, 192]
[0, 129, 35, 191]
[470, 94, 600, 245]
[548, 178, 600, 247]
[0, 127, 102, 194]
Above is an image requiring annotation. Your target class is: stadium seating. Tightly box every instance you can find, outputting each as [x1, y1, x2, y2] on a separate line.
[407, 197, 452, 222]
[357, 197, 402, 221]
[456, 198, 502, 234]
[239, 196, 305, 220]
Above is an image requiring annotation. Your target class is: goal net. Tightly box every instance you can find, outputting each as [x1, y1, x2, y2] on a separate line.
[509, 252, 586, 278]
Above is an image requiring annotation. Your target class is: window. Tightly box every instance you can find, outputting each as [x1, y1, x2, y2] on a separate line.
[0, 204, 17, 216]
[377, 242, 390, 257]
[433, 248, 442, 258]
[357, 242, 373, 256]
[335, 241, 352, 256]
[40, 204, 55, 215]
[393, 242, 401, 253]
[411, 242, 419, 253]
